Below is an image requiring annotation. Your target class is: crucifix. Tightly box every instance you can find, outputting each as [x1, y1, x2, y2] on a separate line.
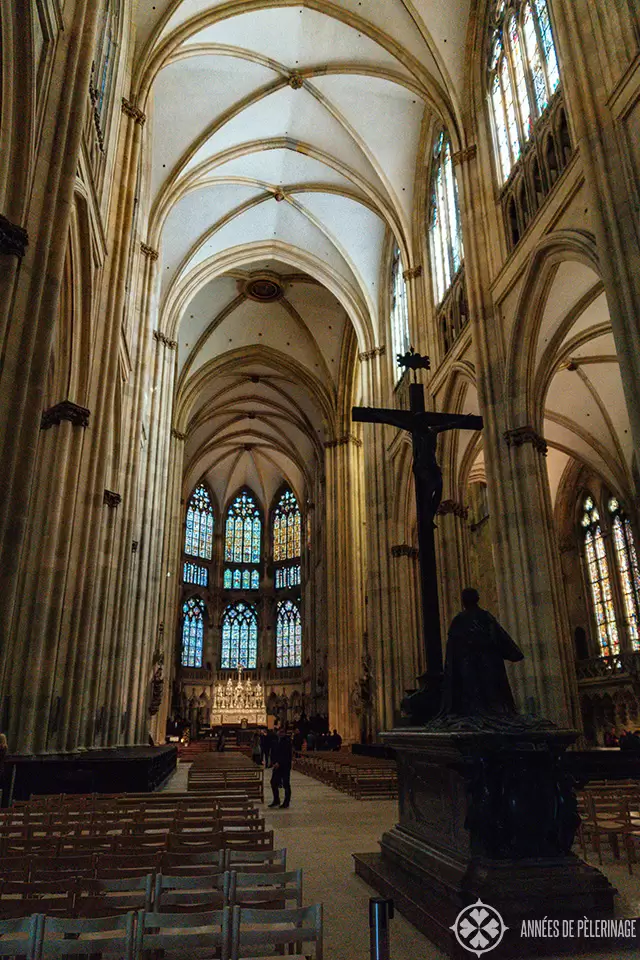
[352, 348, 483, 719]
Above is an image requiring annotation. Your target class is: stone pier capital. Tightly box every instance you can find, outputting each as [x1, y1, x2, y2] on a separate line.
[41, 401, 90, 430]
[503, 425, 548, 456]
[0, 214, 29, 257]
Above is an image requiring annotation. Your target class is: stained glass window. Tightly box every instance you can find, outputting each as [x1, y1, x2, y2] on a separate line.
[221, 602, 258, 669]
[609, 498, 640, 652]
[185, 484, 214, 560]
[181, 597, 205, 668]
[273, 489, 302, 592]
[390, 246, 410, 383]
[224, 490, 261, 589]
[429, 133, 464, 307]
[183, 562, 208, 587]
[93, 0, 118, 121]
[488, 0, 561, 183]
[582, 496, 619, 657]
[276, 600, 302, 668]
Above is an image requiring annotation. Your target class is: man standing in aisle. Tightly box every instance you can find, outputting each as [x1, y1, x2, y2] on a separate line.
[268, 725, 292, 808]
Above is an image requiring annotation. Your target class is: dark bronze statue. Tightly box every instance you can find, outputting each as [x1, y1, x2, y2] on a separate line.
[443, 587, 523, 717]
[426, 588, 555, 732]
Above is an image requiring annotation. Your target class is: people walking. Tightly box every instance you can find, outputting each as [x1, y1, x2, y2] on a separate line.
[268, 725, 293, 808]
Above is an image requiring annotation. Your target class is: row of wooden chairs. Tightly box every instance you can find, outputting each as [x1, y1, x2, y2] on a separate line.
[0, 828, 274, 858]
[577, 788, 640, 874]
[0, 847, 287, 882]
[0, 867, 303, 917]
[0, 903, 323, 959]
[294, 751, 397, 800]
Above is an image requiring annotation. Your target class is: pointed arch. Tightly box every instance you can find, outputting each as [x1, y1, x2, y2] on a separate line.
[223, 487, 262, 590]
[221, 600, 258, 669]
[276, 599, 302, 668]
[185, 481, 215, 559]
[181, 596, 206, 667]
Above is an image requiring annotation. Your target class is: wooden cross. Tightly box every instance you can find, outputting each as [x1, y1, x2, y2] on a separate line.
[352, 349, 483, 715]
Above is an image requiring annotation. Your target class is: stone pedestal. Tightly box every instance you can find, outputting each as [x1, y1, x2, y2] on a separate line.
[354, 729, 616, 958]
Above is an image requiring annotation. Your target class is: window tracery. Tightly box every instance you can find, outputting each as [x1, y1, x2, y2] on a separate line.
[276, 600, 302, 668]
[221, 601, 258, 669]
[184, 484, 214, 560]
[390, 246, 410, 383]
[273, 489, 302, 590]
[181, 597, 205, 668]
[581, 496, 619, 657]
[223, 490, 261, 590]
[608, 498, 640, 652]
[488, 0, 570, 248]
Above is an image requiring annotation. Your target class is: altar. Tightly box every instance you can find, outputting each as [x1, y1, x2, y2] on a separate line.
[210, 667, 267, 726]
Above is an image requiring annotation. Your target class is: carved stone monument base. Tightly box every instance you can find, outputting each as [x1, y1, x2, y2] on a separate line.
[354, 729, 617, 958]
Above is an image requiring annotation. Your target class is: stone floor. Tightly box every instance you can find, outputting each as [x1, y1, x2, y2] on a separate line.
[164, 762, 640, 959]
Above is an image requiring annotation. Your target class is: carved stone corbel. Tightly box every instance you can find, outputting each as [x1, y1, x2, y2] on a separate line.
[41, 401, 90, 430]
[358, 346, 386, 362]
[172, 428, 187, 442]
[437, 499, 468, 519]
[0, 214, 29, 257]
[402, 265, 423, 281]
[121, 98, 146, 126]
[103, 490, 122, 507]
[391, 544, 419, 559]
[452, 145, 478, 165]
[140, 242, 159, 261]
[504, 425, 548, 456]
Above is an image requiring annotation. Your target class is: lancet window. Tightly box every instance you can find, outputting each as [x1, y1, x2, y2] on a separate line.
[608, 498, 640, 652]
[221, 602, 258, 669]
[581, 496, 619, 657]
[93, 0, 119, 121]
[390, 246, 410, 383]
[183, 562, 208, 588]
[184, 484, 214, 560]
[276, 600, 302, 668]
[223, 490, 261, 590]
[273, 489, 302, 590]
[429, 133, 464, 307]
[181, 597, 205, 668]
[488, 0, 560, 183]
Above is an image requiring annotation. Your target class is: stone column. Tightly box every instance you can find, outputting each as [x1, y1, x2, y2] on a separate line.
[435, 500, 470, 631]
[454, 146, 578, 726]
[389, 545, 422, 700]
[324, 433, 365, 742]
[551, 0, 640, 480]
[3, 402, 90, 753]
[0, 1, 101, 684]
[150, 428, 187, 744]
[124, 329, 177, 745]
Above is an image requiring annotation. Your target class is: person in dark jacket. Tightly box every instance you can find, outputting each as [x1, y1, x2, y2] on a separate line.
[268, 726, 292, 808]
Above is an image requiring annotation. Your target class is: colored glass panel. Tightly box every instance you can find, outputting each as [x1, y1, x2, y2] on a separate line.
[221, 602, 258, 669]
[184, 562, 208, 587]
[224, 490, 261, 573]
[508, 16, 532, 138]
[523, 4, 548, 113]
[430, 133, 464, 307]
[501, 56, 520, 162]
[223, 569, 232, 589]
[583, 497, 619, 656]
[276, 600, 302, 668]
[609, 500, 640, 652]
[181, 597, 204, 668]
[274, 490, 303, 591]
[492, 72, 511, 180]
[185, 484, 214, 560]
[390, 247, 410, 382]
[534, 0, 559, 92]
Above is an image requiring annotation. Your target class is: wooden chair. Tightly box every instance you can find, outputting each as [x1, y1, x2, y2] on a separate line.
[224, 849, 286, 873]
[134, 908, 230, 960]
[0, 895, 76, 920]
[229, 870, 302, 910]
[75, 875, 154, 915]
[160, 851, 225, 875]
[38, 911, 136, 959]
[0, 913, 42, 959]
[153, 873, 230, 912]
[222, 832, 273, 853]
[229, 904, 322, 959]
